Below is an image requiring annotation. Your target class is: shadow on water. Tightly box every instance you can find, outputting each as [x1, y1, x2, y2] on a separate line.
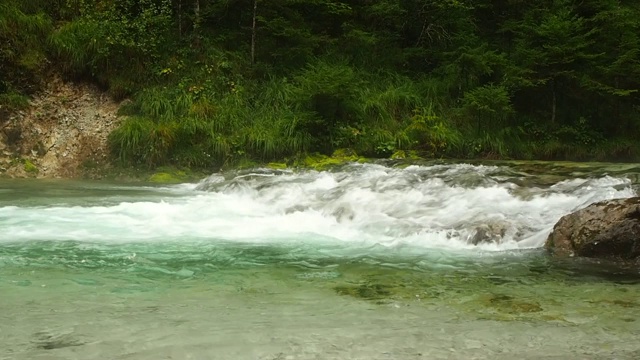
[549, 256, 640, 285]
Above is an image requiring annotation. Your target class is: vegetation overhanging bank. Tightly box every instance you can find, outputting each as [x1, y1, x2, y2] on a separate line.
[2, 0, 640, 171]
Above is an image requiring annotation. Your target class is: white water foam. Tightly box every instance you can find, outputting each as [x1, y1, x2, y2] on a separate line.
[0, 163, 635, 250]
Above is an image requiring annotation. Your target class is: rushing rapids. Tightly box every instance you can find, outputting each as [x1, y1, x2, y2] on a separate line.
[1, 162, 635, 250]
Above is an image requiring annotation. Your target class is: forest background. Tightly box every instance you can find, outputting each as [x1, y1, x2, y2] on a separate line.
[2, 0, 639, 169]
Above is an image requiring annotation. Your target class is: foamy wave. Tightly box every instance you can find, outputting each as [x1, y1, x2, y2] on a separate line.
[0, 163, 635, 250]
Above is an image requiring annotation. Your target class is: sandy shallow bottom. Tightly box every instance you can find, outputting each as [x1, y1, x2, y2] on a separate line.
[2, 258, 640, 360]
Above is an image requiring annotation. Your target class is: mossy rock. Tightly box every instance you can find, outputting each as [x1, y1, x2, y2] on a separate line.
[303, 154, 342, 171]
[407, 150, 423, 160]
[390, 150, 406, 159]
[23, 159, 38, 174]
[266, 162, 287, 170]
[148, 172, 186, 184]
[331, 148, 358, 159]
[391, 150, 424, 160]
[300, 149, 362, 171]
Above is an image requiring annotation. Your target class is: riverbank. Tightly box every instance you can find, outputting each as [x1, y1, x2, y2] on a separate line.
[2, 76, 640, 181]
[3, 1, 640, 181]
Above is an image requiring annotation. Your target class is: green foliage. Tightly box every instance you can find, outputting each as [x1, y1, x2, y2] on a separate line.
[23, 159, 38, 174]
[48, 0, 173, 94]
[461, 85, 514, 132]
[0, 1, 51, 95]
[404, 106, 462, 156]
[108, 116, 156, 165]
[0, 91, 30, 111]
[293, 60, 361, 142]
[48, 19, 104, 75]
[4, 0, 640, 165]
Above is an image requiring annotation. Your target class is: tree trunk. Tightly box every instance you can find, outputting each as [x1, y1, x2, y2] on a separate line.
[194, 0, 200, 30]
[178, 0, 182, 38]
[551, 79, 556, 125]
[251, 0, 258, 66]
[193, 0, 200, 47]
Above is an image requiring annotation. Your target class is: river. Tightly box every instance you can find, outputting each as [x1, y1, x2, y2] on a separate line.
[1, 161, 639, 359]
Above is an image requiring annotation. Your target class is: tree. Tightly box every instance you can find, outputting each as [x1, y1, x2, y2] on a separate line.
[510, 0, 598, 125]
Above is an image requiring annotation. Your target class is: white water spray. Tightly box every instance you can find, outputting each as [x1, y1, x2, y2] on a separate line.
[0, 163, 635, 250]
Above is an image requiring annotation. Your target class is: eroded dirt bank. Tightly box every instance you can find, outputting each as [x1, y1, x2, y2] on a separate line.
[0, 77, 122, 178]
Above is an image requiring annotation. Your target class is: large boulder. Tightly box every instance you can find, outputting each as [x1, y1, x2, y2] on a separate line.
[545, 197, 640, 260]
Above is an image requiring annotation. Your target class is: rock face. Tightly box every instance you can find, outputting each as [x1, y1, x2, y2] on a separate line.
[545, 197, 640, 260]
[0, 76, 121, 178]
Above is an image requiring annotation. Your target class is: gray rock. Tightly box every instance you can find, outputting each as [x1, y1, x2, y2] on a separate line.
[545, 197, 640, 260]
[469, 222, 508, 245]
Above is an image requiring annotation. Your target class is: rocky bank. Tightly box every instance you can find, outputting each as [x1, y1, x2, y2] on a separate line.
[0, 77, 122, 178]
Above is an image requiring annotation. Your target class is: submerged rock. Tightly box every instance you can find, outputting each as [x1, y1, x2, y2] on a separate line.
[469, 222, 509, 245]
[545, 197, 640, 261]
[484, 294, 543, 314]
[334, 283, 393, 301]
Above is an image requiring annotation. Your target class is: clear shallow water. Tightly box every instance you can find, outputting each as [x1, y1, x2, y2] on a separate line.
[1, 162, 640, 359]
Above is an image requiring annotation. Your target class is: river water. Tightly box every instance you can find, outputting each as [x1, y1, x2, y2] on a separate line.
[1, 161, 640, 359]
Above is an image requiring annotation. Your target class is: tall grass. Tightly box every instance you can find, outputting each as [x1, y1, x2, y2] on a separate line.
[108, 116, 155, 164]
[137, 88, 194, 120]
[109, 72, 317, 167]
[115, 58, 610, 166]
[0, 91, 30, 111]
[48, 19, 105, 75]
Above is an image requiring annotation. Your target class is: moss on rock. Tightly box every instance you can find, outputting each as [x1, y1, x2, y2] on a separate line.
[148, 171, 186, 184]
[299, 149, 364, 171]
[331, 148, 358, 159]
[267, 162, 287, 170]
[390, 150, 406, 159]
[23, 159, 38, 174]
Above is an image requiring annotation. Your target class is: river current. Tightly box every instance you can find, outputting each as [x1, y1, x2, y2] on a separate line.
[1, 161, 639, 359]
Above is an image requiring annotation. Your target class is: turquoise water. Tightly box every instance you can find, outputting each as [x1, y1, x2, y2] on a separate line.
[1, 162, 640, 359]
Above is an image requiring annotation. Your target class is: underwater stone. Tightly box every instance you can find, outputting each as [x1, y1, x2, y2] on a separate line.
[334, 283, 393, 300]
[485, 294, 543, 314]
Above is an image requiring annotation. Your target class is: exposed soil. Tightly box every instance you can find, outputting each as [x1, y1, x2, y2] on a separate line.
[0, 77, 122, 178]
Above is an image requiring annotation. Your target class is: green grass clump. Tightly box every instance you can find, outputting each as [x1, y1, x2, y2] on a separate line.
[23, 159, 38, 174]
[0, 92, 30, 111]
